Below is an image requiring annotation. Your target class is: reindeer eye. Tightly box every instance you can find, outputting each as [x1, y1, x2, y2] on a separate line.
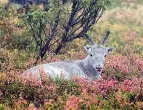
[90, 54, 93, 57]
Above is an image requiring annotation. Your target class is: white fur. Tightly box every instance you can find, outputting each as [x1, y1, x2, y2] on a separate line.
[23, 44, 113, 81]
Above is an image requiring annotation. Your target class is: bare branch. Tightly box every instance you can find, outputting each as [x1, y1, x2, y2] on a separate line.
[84, 34, 96, 45]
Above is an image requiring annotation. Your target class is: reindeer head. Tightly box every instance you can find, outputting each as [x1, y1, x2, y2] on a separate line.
[84, 31, 113, 74]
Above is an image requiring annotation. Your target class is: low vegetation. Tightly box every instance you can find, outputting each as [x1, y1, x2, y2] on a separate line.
[0, 0, 143, 109]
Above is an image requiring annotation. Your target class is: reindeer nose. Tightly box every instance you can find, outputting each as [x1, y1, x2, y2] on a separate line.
[95, 66, 102, 72]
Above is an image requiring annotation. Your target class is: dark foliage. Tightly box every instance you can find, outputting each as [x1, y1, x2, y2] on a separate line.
[23, 0, 111, 63]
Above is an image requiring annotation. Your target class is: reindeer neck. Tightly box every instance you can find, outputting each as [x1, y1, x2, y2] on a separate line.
[75, 56, 96, 77]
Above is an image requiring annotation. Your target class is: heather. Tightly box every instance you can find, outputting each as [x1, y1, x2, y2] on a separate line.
[0, 0, 143, 109]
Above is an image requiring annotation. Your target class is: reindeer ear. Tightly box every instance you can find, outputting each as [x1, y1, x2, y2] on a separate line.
[84, 45, 91, 53]
[106, 46, 114, 53]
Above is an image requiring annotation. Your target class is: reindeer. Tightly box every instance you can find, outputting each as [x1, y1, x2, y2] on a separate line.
[4, 0, 49, 13]
[23, 31, 113, 81]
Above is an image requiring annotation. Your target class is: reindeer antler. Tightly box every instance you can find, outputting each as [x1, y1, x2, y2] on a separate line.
[101, 30, 110, 45]
[84, 33, 96, 45]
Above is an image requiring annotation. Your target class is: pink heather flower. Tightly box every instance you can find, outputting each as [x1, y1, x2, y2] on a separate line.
[105, 55, 131, 74]
[21, 72, 41, 86]
[65, 95, 83, 110]
[92, 79, 118, 96]
[133, 56, 143, 74]
[120, 78, 143, 93]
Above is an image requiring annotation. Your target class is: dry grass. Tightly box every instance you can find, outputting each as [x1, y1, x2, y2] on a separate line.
[0, 0, 8, 3]
[101, 4, 143, 25]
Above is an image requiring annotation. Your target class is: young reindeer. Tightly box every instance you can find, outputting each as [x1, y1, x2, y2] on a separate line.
[24, 31, 113, 81]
